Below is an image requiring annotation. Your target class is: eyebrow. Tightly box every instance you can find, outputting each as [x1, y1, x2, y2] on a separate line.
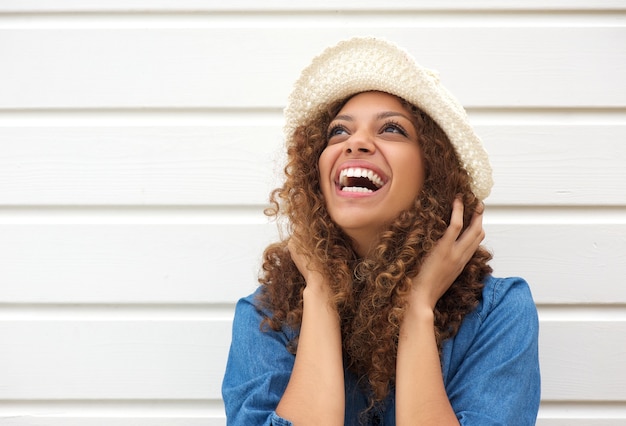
[332, 111, 413, 122]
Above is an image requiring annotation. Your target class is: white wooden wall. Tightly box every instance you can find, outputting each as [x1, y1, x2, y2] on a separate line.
[1, 1, 625, 424]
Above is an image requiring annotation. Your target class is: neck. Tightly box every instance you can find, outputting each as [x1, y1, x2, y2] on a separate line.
[345, 228, 381, 258]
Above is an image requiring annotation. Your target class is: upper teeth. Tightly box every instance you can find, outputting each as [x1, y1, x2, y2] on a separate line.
[339, 167, 384, 189]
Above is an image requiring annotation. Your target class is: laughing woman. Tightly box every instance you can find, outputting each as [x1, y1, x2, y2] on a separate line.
[222, 37, 540, 426]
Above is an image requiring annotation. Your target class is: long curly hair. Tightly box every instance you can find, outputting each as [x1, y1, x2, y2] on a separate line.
[257, 93, 493, 406]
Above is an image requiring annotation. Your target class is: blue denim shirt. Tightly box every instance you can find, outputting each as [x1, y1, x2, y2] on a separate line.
[222, 275, 540, 425]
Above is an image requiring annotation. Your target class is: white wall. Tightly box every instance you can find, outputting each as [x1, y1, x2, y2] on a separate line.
[1, 1, 625, 424]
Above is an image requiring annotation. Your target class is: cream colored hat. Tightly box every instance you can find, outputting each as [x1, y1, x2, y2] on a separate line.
[284, 36, 493, 200]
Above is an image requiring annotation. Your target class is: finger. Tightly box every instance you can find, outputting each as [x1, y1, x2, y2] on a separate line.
[442, 197, 465, 242]
[456, 208, 485, 259]
[468, 205, 485, 242]
[475, 201, 485, 215]
[287, 237, 298, 257]
[455, 201, 485, 242]
[287, 238, 307, 269]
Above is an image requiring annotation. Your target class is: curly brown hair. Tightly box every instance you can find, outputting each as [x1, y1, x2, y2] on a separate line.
[257, 93, 493, 406]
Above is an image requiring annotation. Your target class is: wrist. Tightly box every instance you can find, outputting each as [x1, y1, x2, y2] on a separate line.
[302, 285, 339, 326]
[408, 284, 439, 312]
[399, 301, 435, 341]
[303, 275, 329, 296]
[303, 282, 335, 308]
[406, 302, 435, 322]
[402, 293, 436, 328]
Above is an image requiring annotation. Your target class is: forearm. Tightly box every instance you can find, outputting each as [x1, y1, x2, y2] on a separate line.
[275, 284, 344, 425]
[395, 200, 484, 424]
[396, 305, 459, 426]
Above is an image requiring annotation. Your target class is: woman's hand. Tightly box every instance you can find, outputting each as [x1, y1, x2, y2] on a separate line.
[277, 237, 344, 425]
[396, 198, 484, 426]
[287, 237, 328, 294]
[411, 198, 485, 310]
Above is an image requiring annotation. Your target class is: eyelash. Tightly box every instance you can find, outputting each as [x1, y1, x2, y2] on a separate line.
[326, 120, 409, 141]
[327, 124, 347, 140]
[382, 120, 408, 136]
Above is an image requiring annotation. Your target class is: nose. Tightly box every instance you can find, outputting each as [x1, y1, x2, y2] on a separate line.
[345, 131, 375, 154]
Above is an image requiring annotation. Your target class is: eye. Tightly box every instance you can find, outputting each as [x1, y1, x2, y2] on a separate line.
[381, 121, 408, 136]
[327, 124, 349, 139]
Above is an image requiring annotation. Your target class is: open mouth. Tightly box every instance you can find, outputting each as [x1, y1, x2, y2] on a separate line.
[338, 167, 385, 193]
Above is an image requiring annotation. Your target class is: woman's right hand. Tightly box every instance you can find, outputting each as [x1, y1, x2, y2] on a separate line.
[287, 237, 328, 294]
[277, 237, 344, 424]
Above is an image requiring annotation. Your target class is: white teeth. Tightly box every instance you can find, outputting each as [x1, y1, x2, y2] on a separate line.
[339, 167, 384, 189]
[341, 186, 373, 193]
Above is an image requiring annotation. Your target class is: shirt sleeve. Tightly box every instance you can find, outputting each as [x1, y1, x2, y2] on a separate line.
[222, 291, 295, 426]
[443, 276, 541, 426]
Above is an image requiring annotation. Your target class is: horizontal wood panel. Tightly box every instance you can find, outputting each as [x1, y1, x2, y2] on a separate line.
[0, 400, 226, 424]
[0, 321, 230, 400]
[1, 0, 625, 12]
[483, 124, 626, 206]
[0, 420, 225, 426]
[537, 420, 626, 426]
[0, 319, 623, 401]
[540, 321, 626, 401]
[0, 224, 274, 304]
[1, 27, 624, 109]
[538, 401, 626, 424]
[486, 223, 626, 303]
[0, 126, 281, 206]
[1, 124, 624, 206]
[0, 223, 624, 304]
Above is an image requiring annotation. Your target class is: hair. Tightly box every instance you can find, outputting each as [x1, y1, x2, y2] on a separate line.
[257, 92, 493, 409]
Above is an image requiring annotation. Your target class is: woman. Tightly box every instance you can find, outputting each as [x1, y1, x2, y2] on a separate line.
[222, 37, 540, 425]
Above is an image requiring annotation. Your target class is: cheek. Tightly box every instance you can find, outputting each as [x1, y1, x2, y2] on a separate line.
[317, 148, 335, 190]
[398, 150, 426, 197]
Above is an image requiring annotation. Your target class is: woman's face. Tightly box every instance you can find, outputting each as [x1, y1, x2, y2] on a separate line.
[318, 91, 425, 255]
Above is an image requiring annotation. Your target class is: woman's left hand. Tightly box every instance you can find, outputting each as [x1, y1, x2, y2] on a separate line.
[411, 198, 485, 310]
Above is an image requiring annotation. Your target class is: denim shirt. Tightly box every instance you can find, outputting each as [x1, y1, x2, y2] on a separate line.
[222, 275, 540, 425]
